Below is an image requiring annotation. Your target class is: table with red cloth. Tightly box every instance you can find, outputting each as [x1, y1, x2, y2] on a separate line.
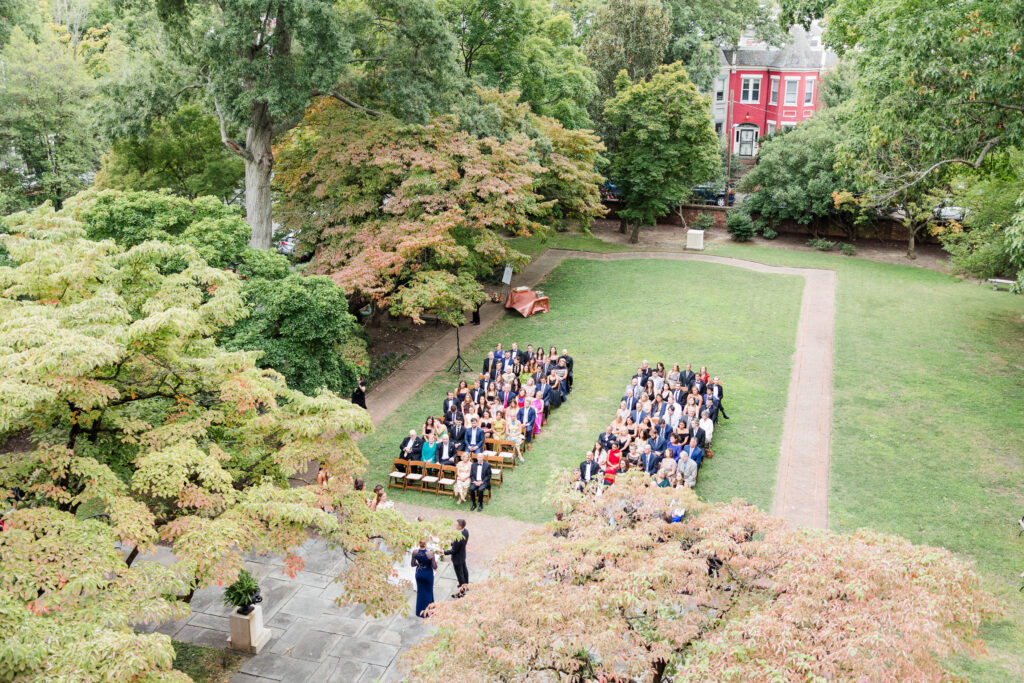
[504, 288, 550, 317]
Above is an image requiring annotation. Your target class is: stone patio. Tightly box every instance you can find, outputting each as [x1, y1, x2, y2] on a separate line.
[138, 534, 489, 682]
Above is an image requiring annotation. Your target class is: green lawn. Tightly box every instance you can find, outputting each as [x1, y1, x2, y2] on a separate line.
[705, 240, 1024, 681]
[358, 258, 803, 522]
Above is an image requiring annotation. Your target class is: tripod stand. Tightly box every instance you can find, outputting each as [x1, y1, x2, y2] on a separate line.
[447, 325, 473, 374]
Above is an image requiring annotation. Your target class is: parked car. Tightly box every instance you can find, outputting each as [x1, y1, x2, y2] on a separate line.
[691, 185, 735, 206]
[276, 230, 299, 256]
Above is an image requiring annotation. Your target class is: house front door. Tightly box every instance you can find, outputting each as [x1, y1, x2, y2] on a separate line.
[738, 128, 756, 157]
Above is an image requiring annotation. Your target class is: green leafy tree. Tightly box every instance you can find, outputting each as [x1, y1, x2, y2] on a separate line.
[663, 0, 784, 91]
[604, 63, 719, 243]
[0, 25, 99, 213]
[826, 0, 1024, 199]
[441, 0, 596, 128]
[584, 0, 671, 99]
[0, 205, 447, 681]
[274, 94, 603, 322]
[95, 105, 245, 201]
[739, 111, 860, 237]
[222, 273, 366, 397]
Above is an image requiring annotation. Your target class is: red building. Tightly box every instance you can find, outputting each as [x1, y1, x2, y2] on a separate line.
[710, 24, 838, 159]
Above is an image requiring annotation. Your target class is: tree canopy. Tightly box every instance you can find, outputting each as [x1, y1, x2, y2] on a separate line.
[603, 63, 719, 243]
[0, 204, 445, 679]
[274, 92, 604, 323]
[404, 473, 1000, 681]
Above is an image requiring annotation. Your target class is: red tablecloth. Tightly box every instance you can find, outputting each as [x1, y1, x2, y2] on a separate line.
[505, 289, 550, 317]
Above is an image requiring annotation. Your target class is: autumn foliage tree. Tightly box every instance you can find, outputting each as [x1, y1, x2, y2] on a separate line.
[274, 92, 603, 324]
[404, 473, 1000, 681]
[0, 206, 446, 681]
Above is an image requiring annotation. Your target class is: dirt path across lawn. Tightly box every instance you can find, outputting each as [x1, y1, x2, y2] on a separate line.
[366, 249, 837, 529]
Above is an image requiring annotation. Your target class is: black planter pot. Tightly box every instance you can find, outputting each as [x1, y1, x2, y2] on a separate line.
[237, 588, 263, 616]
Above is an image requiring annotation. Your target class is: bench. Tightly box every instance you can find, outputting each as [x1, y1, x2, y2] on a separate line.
[988, 278, 1016, 291]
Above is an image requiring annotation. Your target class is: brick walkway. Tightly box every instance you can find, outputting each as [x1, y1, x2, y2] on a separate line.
[158, 246, 835, 682]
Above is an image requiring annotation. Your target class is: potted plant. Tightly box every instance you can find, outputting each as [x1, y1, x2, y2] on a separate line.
[223, 569, 262, 615]
[224, 569, 271, 653]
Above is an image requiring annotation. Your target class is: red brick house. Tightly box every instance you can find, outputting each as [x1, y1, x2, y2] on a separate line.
[709, 24, 838, 159]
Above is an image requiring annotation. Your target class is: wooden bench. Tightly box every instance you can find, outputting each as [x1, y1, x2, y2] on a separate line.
[989, 278, 1016, 291]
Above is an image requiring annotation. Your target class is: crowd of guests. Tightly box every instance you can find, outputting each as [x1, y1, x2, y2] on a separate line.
[397, 343, 575, 511]
[576, 361, 729, 491]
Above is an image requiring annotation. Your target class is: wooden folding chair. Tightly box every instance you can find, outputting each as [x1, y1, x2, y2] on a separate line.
[404, 461, 425, 492]
[420, 463, 440, 495]
[485, 455, 504, 486]
[388, 459, 408, 491]
[437, 465, 457, 498]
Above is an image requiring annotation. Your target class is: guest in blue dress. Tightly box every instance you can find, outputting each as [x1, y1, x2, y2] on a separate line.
[411, 540, 438, 618]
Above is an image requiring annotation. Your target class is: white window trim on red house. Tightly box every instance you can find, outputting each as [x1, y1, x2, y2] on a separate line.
[769, 77, 780, 105]
[784, 77, 800, 106]
[740, 76, 762, 103]
[804, 77, 816, 105]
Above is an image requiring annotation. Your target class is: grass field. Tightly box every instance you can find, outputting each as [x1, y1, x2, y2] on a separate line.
[358, 258, 804, 522]
[705, 240, 1024, 681]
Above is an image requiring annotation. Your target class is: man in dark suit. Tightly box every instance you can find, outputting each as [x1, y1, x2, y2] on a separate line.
[468, 452, 492, 511]
[482, 352, 498, 379]
[702, 390, 720, 422]
[648, 424, 667, 454]
[680, 363, 695, 389]
[560, 348, 574, 390]
[399, 429, 422, 460]
[710, 376, 729, 419]
[598, 426, 618, 452]
[436, 433, 458, 465]
[517, 403, 537, 445]
[537, 378, 552, 418]
[469, 380, 484, 402]
[464, 419, 486, 453]
[523, 344, 535, 364]
[671, 386, 686, 406]
[683, 437, 704, 469]
[640, 444, 661, 475]
[442, 390, 458, 415]
[496, 383, 515, 410]
[478, 375, 492, 395]
[449, 418, 467, 448]
[579, 451, 601, 486]
[443, 519, 469, 596]
[630, 407, 647, 424]
[622, 389, 638, 412]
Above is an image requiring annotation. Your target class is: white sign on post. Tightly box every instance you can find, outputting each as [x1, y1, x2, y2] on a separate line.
[501, 265, 513, 285]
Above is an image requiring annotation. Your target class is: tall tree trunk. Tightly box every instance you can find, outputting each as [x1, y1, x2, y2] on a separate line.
[619, 217, 628, 234]
[906, 227, 917, 259]
[245, 102, 275, 250]
[630, 223, 640, 244]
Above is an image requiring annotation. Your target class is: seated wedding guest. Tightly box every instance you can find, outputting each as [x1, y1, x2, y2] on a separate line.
[682, 436, 704, 469]
[436, 433, 458, 466]
[640, 442, 661, 475]
[497, 382, 515, 410]
[463, 417, 486, 454]
[517, 401, 537, 446]
[537, 376, 552, 417]
[468, 451, 492, 512]
[554, 358, 570, 395]
[699, 410, 715, 446]
[680, 454, 699, 488]
[504, 408, 525, 461]
[482, 352, 498, 379]
[368, 484, 387, 510]
[456, 379, 470, 403]
[598, 425, 618, 452]
[420, 432, 439, 464]
[469, 379, 484, 403]
[667, 363, 681, 389]
[689, 418, 707, 449]
[453, 453, 472, 504]
[658, 456, 677, 480]
[479, 410, 493, 438]
[443, 390, 458, 415]
[579, 451, 601, 487]
[680, 363, 695, 388]
[399, 429, 422, 461]
[449, 416, 467, 448]
[491, 408, 505, 438]
[702, 387, 720, 422]
[560, 348, 574, 390]
[665, 433, 683, 460]
[493, 343, 504, 361]
[654, 469, 671, 488]
[603, 445, 622, 486]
